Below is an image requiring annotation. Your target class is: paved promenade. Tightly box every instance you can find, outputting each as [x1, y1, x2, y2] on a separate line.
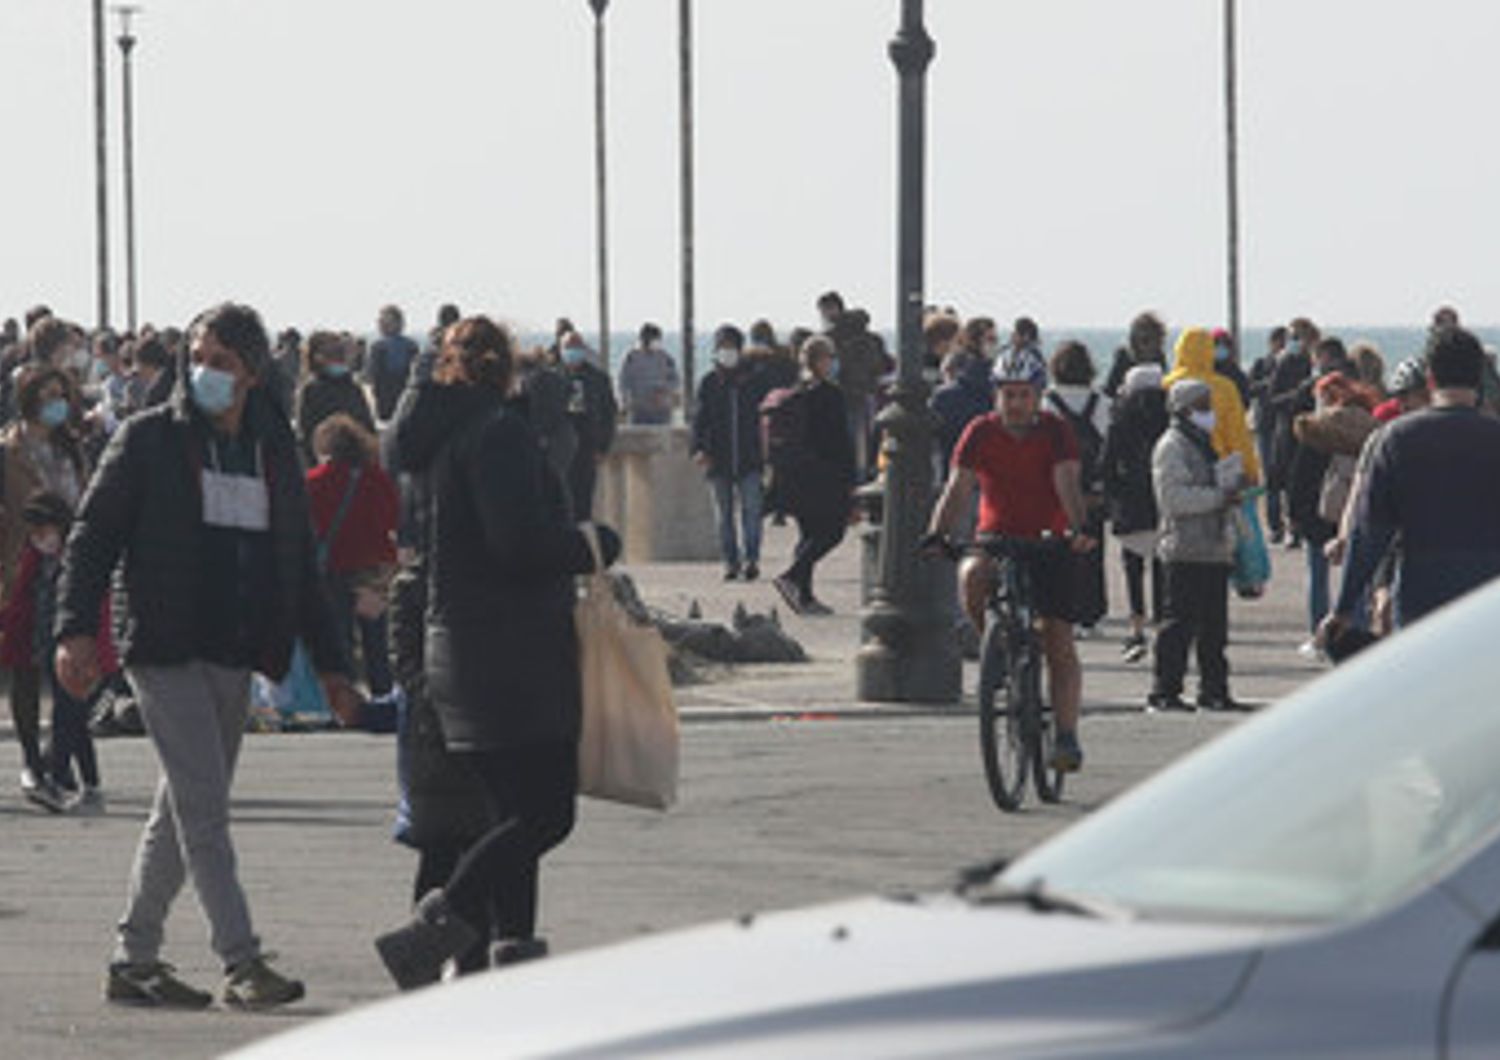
[0, 522, 1327, 1058]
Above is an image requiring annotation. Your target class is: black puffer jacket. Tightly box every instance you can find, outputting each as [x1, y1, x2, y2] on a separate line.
[55, 375, 347, 679]
[691, 364, 768, 478]
[394, 381, 599, 751]
[1101, 386, 1169, 536]
[295, 373, 375, 466]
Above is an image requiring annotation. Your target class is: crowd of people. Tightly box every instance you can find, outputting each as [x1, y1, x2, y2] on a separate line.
[4, 290, 1500, 1012]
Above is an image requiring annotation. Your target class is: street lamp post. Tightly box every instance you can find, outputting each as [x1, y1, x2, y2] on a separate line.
[1223, 0, 1242, 357]
[588, 0, 611, 372]
[856, 0, 960, 704]
[678, 0, 695, 413]
[92, 0, 110, 330]
[115, 5, 141, 332]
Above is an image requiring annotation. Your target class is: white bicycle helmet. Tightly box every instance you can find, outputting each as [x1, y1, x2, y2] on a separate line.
[991, 346, 1048, 389]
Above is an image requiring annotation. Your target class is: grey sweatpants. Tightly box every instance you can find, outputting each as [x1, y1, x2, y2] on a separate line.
[114, 662, 260, 970]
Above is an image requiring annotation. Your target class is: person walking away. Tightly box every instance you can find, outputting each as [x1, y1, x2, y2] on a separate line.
[517, 347, 578, 498]
[559, 332, 618, 521]
[295, 330, 375, 467]
[770, 337, 855, 615]
[1266, 318, 1317, 545]
[1247, 326, 1289, 540]
[1283, 337, 1356, 658]
[0, 492, 116, 810]
[1101, 363, 1169, 662]
[307, 414, 399, 702]
[1044, 340, 1111, 634]
[691, 324, 768, 581]
[55, 303, 358, 1010]
[367, 305, 419, 423]
[376, 316, 620, 988]
[924, 348, 1095, 772]
[1321, 326, 1500, 644]
[818, 292, 892, 481]
[1148, 380, 1246, 712]
[617, 323, 680, 426]
[2, 367, 89, 811]
[745, 319, 799, 392]
[1102, 311, 1167, 398]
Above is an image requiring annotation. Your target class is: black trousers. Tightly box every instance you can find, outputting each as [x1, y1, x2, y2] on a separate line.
[1122, 551, 1164, 624]
[442, 742, 578, 942]
[784, 510, 846, 600]
[1153, 561, 1230, 699]
[567, 451, 599, 521]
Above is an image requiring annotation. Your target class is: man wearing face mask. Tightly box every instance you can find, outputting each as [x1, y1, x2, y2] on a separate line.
[1267, 317, 1316, 547]
[618, 322, 680, 426]
[1149, 379, 1246, 712]
[558, 331, 617, 520]
[294, 330, 375, 467]
[692, 324, 769, 580]
[54, 302, 357, 1012]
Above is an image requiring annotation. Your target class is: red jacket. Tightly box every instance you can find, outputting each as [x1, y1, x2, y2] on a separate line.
[0, 544, 119, 673]
[305, 460, 399, 574]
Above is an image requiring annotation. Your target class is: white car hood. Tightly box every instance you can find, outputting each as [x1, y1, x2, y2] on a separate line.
[236, 893, 1267, 1059]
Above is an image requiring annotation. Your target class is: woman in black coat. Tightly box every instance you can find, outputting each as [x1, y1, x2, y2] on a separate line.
[1100, 364, 1169, 661]
[377, 316, 618, 989]
[294, 330, 376, 467]
[771, 336, 856, 615]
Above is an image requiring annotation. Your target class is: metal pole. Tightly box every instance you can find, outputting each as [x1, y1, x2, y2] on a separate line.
[92, 0, 111, 330]
[856, 0, 959, 704]
[590, 0, 611, 372]
[678, 0, 696, 414]
[116, 6, 140, 332]
[1224, 0, 1241, 357]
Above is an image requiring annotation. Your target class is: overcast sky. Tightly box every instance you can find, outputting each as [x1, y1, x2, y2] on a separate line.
[3, 0, 1496, 342]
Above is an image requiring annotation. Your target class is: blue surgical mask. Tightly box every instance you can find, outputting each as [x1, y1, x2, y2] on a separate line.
[38, 398, 69, 429]
[562, 346, 587, 368]
[1286, 338, 1302, 356]
[191, 364, 237, 417]
[323, 362, 350, 378]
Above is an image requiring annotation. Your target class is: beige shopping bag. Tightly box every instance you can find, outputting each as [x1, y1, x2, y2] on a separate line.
[575, 530, 679, 809]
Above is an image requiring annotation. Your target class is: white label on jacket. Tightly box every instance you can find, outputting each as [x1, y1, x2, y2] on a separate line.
[201, 468, 270, 531]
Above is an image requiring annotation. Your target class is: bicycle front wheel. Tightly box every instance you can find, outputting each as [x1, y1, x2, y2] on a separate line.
[978, 618, 1027, 812]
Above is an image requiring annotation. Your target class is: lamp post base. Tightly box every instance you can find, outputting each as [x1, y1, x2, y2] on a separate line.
[856, 566, 963, 705]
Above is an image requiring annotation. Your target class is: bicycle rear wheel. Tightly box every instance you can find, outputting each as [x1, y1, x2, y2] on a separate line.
[978, 618, 1027, 812]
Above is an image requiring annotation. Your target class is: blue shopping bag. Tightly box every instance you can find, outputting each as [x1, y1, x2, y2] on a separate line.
[277, 640, 332, 727]
[1232, 492, 1271, 597]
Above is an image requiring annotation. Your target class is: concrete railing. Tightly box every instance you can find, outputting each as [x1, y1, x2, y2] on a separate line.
[595, 425, 721, 562]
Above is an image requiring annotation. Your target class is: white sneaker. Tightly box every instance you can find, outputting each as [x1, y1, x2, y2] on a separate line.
[20, 769, 68, 813]
[1297, 638, 1323, 661]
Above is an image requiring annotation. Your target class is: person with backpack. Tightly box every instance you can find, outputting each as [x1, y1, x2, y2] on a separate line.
[1044, 341, 1111, 634]
[768, 337, 856, 615]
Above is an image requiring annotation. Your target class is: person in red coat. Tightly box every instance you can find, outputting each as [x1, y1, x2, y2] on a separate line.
[305, 414, 399, 699]
[0, 491, 118, 810]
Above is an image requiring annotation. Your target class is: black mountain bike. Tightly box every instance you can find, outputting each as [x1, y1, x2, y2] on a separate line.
[970, 535, 1069, 812]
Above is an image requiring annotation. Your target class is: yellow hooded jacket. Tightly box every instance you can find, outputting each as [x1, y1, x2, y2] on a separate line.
[1164, 328, 1261, 484]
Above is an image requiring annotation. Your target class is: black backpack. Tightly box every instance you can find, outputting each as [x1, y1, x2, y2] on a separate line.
[1047, 391, 1104, 495]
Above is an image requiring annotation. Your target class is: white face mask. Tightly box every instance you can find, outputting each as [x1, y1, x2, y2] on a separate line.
[1189, 409, 1217, 433]
[715, 347, 740, 369]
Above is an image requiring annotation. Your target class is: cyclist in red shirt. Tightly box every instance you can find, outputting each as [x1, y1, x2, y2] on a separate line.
[926, 347, 1095, 771]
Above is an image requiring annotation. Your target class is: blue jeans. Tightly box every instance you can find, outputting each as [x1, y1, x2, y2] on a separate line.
[1306, 540, 1329, 632]
[709, 472, 763, 569]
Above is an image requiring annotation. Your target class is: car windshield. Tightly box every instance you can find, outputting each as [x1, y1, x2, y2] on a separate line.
[999, 581, 1500, 925]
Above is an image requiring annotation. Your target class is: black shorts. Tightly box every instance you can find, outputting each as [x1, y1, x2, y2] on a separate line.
[977, 540, 1079, 624]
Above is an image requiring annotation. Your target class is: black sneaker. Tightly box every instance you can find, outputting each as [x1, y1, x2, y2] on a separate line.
[1146, 692, 1194, 713]
[106, 960, 214, 1009]
[21, 769, 68, 813]
[723, 566, 741, 582]
[772, 575, 806, 615]
[1120, 634, 1148, 664]
[742, 563, 759, 582]
[801, 597, 833, 616]
[221, 954, 305, 1011]
[1198, 694, 1253, 713]
[1050, 730, 1084, 773]
[491, 936, 549, 969]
